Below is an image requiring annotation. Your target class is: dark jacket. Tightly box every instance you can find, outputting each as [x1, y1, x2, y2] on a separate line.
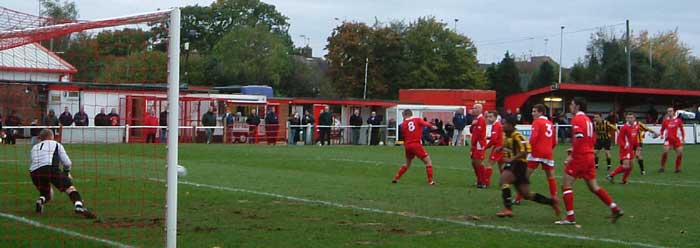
[367, 115, 381, 125]
[59, 111, 73, 126]
[30, 124, 41, 137]
[42, 114, 59, 126]
[289, 116, 301, 126]
[94, 113, 110, 126]
[349, 114, 363, 128]
[108, 113, 120, 126]
[73, 112, 89, 126]
[202, 111, 217, 127]
[302, 114, 314, 125]
[5, 114, 21, 126]
[453, 113, 467, 130]
[223, 113, 235, 125]
[265, 112, 279, 125]
[247, 113, 261, 126]
[319, 111, 333, 126]
[159, 111, 168, 126]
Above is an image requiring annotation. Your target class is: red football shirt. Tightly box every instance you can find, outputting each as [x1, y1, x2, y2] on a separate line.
[661, 117, 684, 140]
[618, 123, 635, 148]
[486, 121, 503, 149]
[529, 116, 555, 159]
[470, 114, 487, 149]
[571, 112, 595, 158]
[401, 117, 433, 145]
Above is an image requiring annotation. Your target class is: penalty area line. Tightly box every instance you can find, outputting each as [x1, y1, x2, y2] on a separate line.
[175, 179, 665, 248]
[0, 212, 133, 248]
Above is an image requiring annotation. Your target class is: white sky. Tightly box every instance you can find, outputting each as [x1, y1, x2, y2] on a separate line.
[6, 0, 699, 67]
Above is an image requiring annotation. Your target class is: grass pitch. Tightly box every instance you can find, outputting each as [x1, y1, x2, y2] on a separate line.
[1, 143, 698, 247]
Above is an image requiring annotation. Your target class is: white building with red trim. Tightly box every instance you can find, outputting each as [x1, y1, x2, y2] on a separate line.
[0, 42, 76, 82]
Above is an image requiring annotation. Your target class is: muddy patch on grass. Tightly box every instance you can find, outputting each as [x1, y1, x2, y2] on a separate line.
[95, 217, 164, 228]
[193, 226, 219, 233]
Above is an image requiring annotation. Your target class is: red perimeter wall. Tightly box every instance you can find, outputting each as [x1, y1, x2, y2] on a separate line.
[399, 89, 496, 111]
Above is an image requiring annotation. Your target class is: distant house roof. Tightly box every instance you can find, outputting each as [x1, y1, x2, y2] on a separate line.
[0, 42, 76, 74]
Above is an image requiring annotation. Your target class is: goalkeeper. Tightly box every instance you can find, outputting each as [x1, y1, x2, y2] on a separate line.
[29, 129, 96, 219]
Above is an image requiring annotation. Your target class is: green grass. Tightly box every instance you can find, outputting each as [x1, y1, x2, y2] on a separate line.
[1, 143, 698, 247]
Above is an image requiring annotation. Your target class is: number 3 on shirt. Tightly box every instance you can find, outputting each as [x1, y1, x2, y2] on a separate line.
[545, 123, 553, 137]
[408, 121, 416, 132]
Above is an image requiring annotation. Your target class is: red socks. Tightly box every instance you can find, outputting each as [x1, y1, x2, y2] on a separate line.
[394, 165, 408, 181]
[562, 187, 575, 221]
[609, 165, 625, 177]
[515, 193, 522, 202]
[426, 165, 434, 183]
[484, 167, 493, 186]
[661, 153, 668, 168]
[595, 188, 620, 213]
[675, 155, 682, 171]
[547, 177, 558, 199]
[622, 167, 632, 183]
[473, 164, 485, 185]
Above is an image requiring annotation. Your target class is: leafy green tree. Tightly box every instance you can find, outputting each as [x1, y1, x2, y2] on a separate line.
[489, 52, 521, 106]
[529, 61, 555, 90]
[211, 25, 291, 88]
[39, 0, 78, 52]
[325, 22, 373, 98]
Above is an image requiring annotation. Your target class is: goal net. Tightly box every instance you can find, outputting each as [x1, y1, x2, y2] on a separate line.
[0, 6, 179, 247]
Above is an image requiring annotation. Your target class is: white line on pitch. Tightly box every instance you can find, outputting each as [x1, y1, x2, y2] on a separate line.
[173, 179, 665, 248]
[326, 158, 700, 188]
[0, 212, 132, 248]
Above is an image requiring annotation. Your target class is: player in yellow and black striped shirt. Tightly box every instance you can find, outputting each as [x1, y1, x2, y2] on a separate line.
[632, 120, 659, 175]
[593, 113, 618, 170]
[496, 115, 559, 218]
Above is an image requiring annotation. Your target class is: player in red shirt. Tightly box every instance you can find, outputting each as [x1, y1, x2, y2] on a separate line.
[607, 113, 637, 184]
[556, 97, 623, 225]
[517, 104, 558, 205]
[470, 104, 488, 188]
[392, 109, 438, 185]
[659, 107, 685, 173]
[484, 111, 503, 187]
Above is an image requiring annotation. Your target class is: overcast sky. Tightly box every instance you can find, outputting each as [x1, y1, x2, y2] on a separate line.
[6, 0, 699, 67]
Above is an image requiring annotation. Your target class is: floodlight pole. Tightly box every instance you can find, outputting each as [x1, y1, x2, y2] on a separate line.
[558, 26, 564, 84]
[166, 7, 181, 248]
[363, 57, 368, 99]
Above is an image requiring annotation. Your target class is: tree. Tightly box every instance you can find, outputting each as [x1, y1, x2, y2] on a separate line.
[325, 22, 374, 98]
[176, 0, 292, 53]
[400, 17, 486, 91]
[39, 0, 78, 52]
[489, 52, 521, 106]
[529, 61, 555, 90]
[211, 25, 291, 88]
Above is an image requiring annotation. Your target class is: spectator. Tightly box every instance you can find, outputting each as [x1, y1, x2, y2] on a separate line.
[73, 106, 89, 126]
[42, 109, 59, 134]
[94, 108, 109, 126]
[445, 122, 455, 145]
[144, 110, 159, 143]
[108, 108, 120, 126]
[5, 110, 21, 145]
[265, 107, 279, 145]
[515, 107, 522, 124]
[301, 110, 314, 144]
[159, 107, 168, 143]
[421, 117, 434, 144]
[452, 110, 467, 146]
[223, 109, 235, 127]
[289, 112, 301, 145]
[59, 106, 73, 126]
[349, 109, 363, 145]
[0, 113, 3, 140]
[367, 111, 382, 145]
[319, 106, 333, 146]
[30, 119, 40, 145]
[202, 107, 217, 144]
[246, 109, 261, 144]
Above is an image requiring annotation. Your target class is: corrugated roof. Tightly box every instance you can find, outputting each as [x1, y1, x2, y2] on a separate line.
[0, 42, 76, 73]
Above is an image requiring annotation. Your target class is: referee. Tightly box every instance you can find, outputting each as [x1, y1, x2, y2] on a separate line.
[30, 129, 95, 219]
[593, 113, 618, 170]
